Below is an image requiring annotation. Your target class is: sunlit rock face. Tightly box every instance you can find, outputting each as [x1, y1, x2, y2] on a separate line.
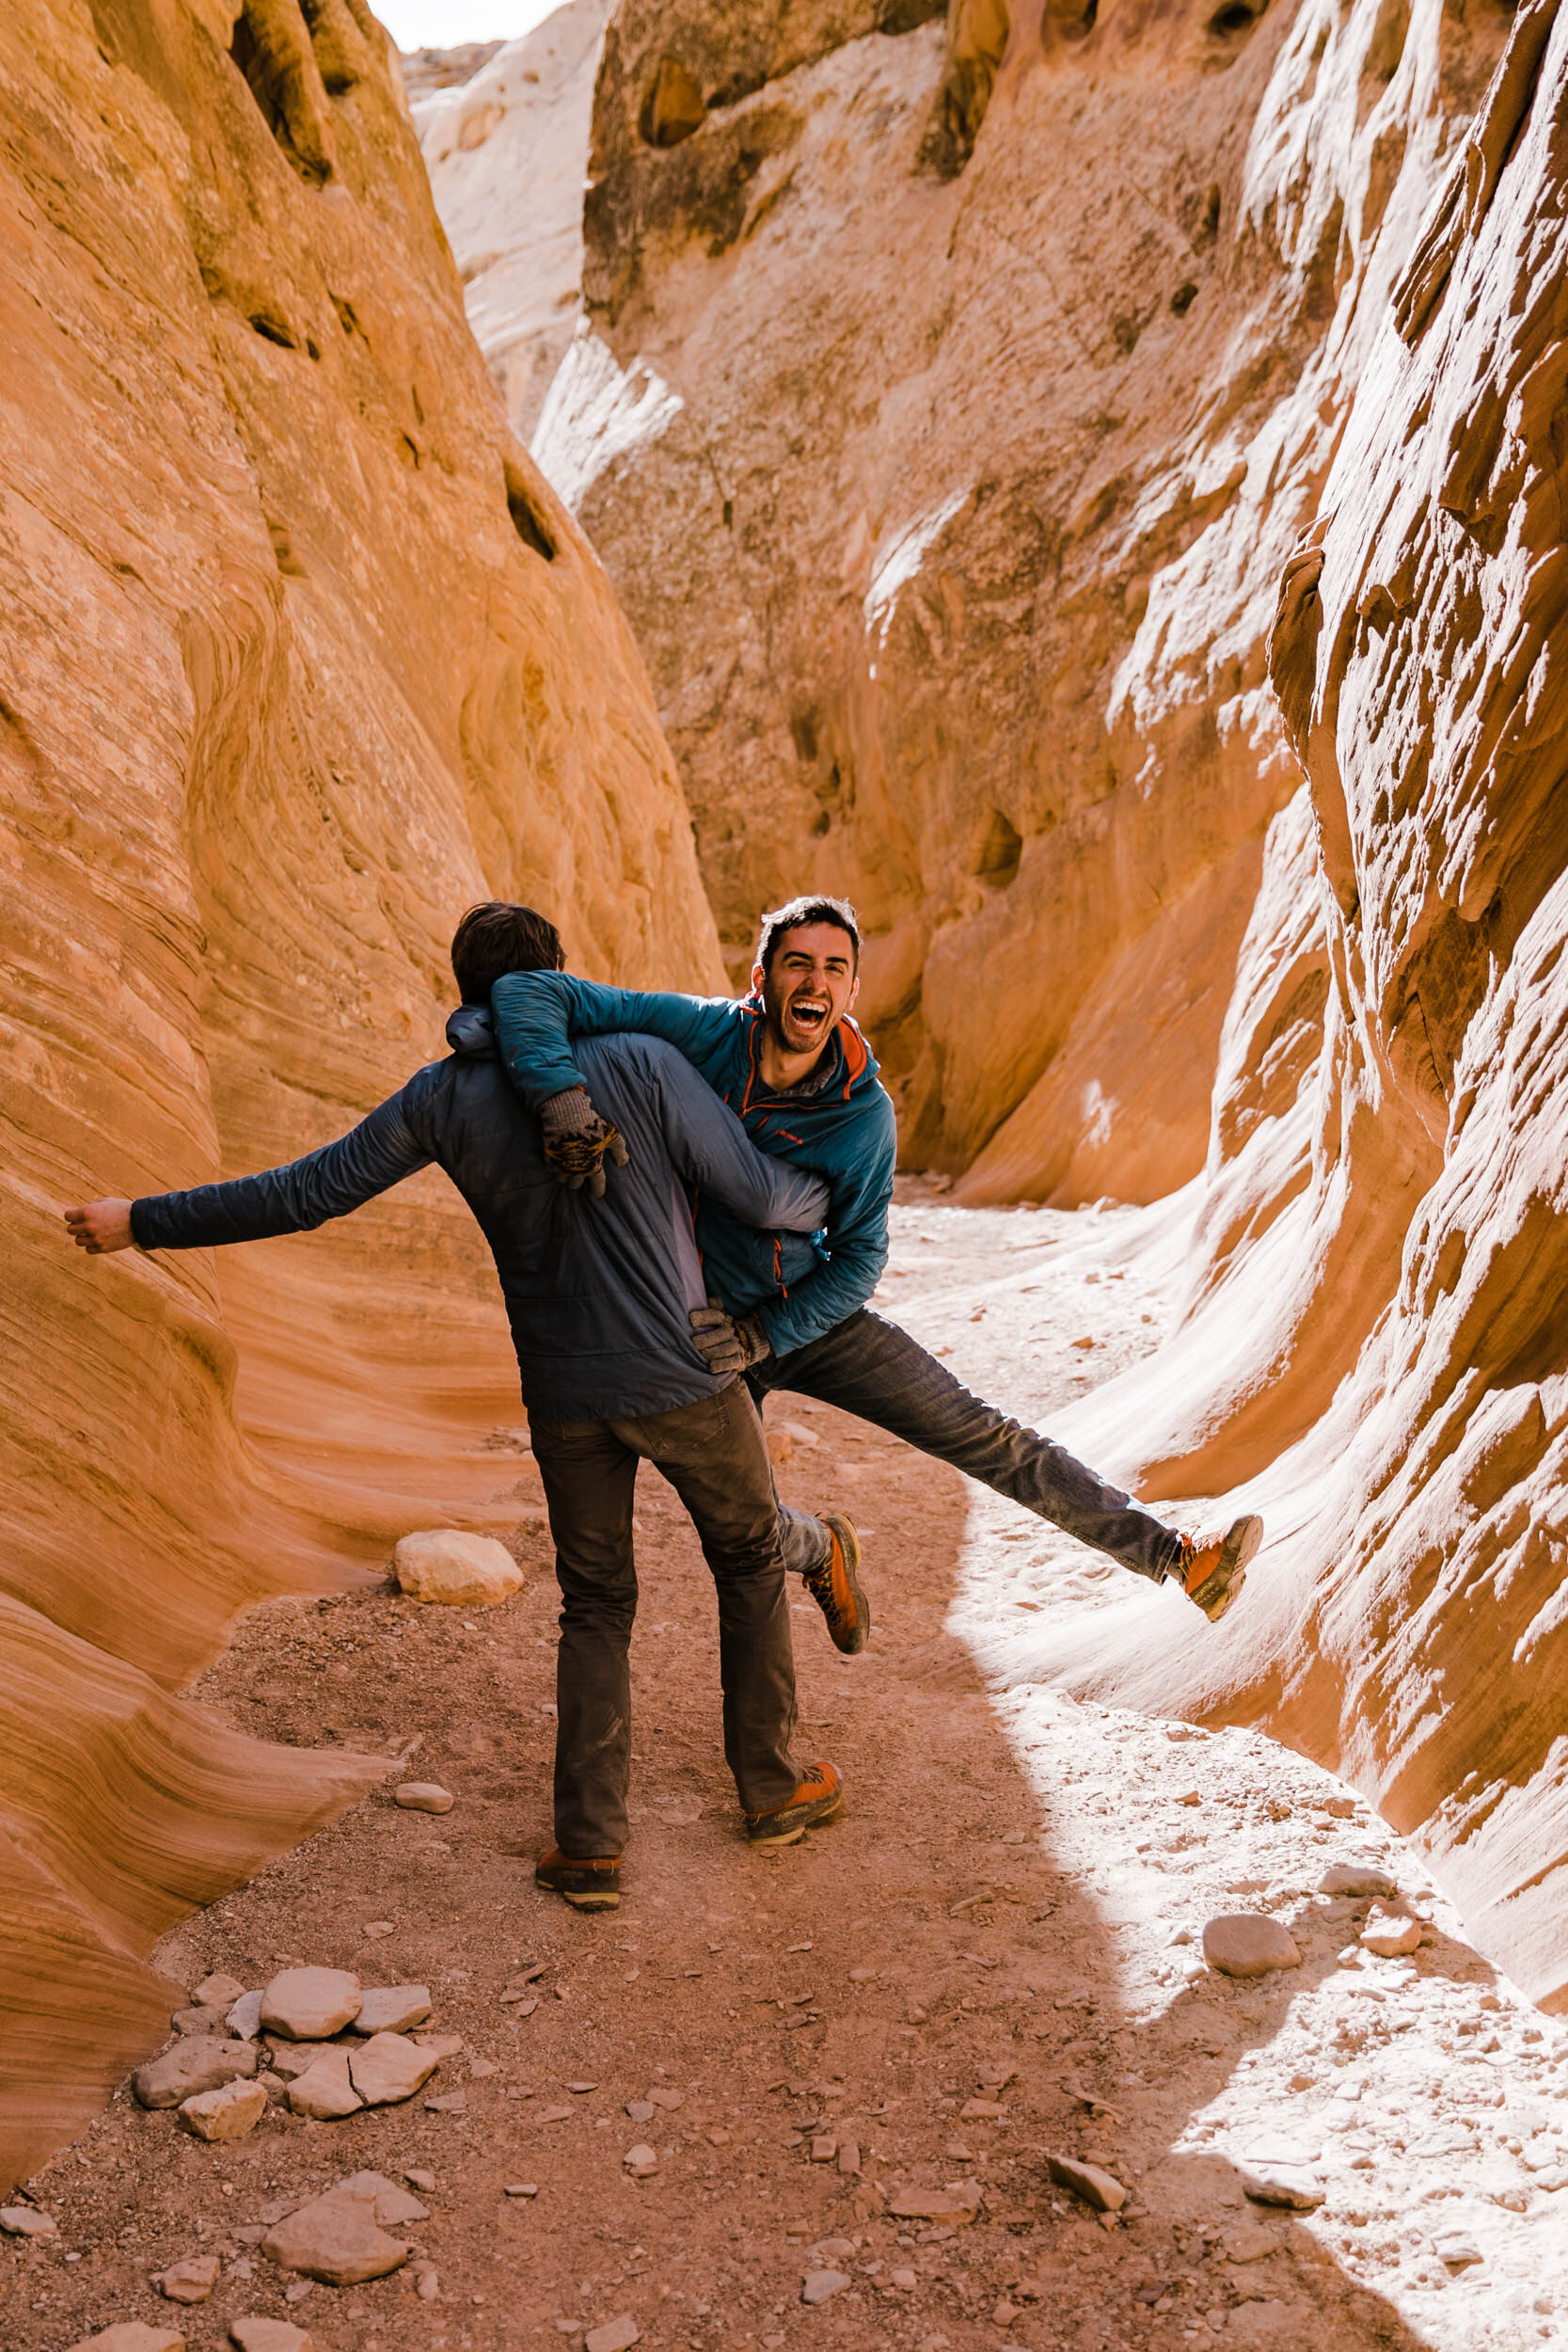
[0, 0, 719, 2188]
[490, 0, 1506, 1188]
[1028, 0, 1568, 2012]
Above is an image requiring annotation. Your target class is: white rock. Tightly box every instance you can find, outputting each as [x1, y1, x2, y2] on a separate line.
[178, 2078, 268, 2143]
[1202, 1915, 1302, 1979]
[1434, 2232, 1483, 2267]
[287, 2048, 364, 2121]
[393, 1529, 523, 1607]
[349, 2032, 442, 2106]
[394, 1782, 453, 1813]
[1359, 1904, 1421, 1957]
[261, 1967, 362, 2040]
[227, 1991, 264, 2041]
[353, 1985, 433, 2035]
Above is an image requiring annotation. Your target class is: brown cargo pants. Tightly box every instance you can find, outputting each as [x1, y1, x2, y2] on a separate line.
[529, 1376, 803, 1857]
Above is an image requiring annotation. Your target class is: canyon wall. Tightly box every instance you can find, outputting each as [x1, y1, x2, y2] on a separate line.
[0, 0, 720, 2188]
[417, 0, 1568, 2010]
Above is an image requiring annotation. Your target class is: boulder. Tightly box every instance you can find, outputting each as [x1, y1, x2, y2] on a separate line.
[349, 2032, 442, 2106]
[133, 2038, 259, 2110]
[178, 2077, 268, 2143]
[1202, 1916, 1302, 1979]
[393, 1530, 524, 1607]
[287, 2048, 364, 2121]
[352, 1985, 433, 2035]
[260, 1967, 362, 2040]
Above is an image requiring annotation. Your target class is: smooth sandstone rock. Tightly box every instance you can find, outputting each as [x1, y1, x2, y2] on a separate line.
[193, 1973, 245, 2010]
[227, 1992, 265, 2042]
[287, 2049, 364, 2122]
[1202, 1916, 1302, 1980]
[353, 1986, 434, 2035]
[133, 2039, 259, 2111]
[886, 2185, 980, 2224]
[0, 2204, 56, 2235]
[261, 2177, 413, 2285]
[393, 1530, 525, 1607]
[1320, 1866, 1399, 1899]
[584, 2319, 641, 2352]
[261, 1968, 362, 2041]
[349, 2032, 442, 2106]
[67, 2330, 185, 2352]
[157, 2256, 220, 2304]
[230, 2321, 317, 2352]
[800, 2271, 849, 2305]
[178, 2078, 268, 2143]
[394, 1784, 454, 1814]
[1360, 1905, 1421, 1958]
[0, 0, 722, 2193]
[1046, 2154, 1127, 2214]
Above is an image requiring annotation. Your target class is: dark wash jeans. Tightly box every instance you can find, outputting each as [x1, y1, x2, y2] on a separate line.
[752, 1309, 1184, 1585]
[529, 1378, 802, 1856]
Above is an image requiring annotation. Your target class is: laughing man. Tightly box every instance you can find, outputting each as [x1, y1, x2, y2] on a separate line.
[490, 894, 1262, 1647]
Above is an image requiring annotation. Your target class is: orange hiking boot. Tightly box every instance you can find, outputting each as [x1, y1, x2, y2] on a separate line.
[744, 1760, 846, 1849]
[1174, 1514, 1263, 1622]
[802, 1513, 870, 1654]
[535, 1849, 622, 1911]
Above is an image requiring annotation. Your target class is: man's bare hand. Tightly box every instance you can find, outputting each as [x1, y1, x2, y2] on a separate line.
[64, 1199, 136, 1254]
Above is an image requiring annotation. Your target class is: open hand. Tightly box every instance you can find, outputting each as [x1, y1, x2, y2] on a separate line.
[64, 1199, 136, 1254]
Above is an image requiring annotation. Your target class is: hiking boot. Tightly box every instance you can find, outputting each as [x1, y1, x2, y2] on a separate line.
[535, 1849, 622, 1911]
[802, 1513, 870, 1655]
[1173, 1513, 1263, 1622]
[744, 1760, 846, 1850]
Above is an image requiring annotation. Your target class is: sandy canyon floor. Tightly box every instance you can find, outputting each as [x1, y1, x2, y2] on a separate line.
[5, 1186, 1566, 2352]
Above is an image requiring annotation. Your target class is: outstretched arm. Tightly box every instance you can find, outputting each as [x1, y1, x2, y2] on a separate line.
[491, 969, 735, 1112]
[654, 1054, 830, 1233]
[70, 1090, 436, 1255]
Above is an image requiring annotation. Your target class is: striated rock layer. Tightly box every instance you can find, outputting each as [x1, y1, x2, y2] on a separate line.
[0, 0, 720, 2187]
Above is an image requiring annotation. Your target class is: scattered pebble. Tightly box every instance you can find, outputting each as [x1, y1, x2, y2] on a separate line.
[1046, 2153, 1126, 2213]
[178, 2077, 268, 2142]
[623, 2143, 658, 2177]
[157, 2254, 220, 2304]
[395, 1781, 454, 1813]
[801, 2269, 850, 2304]
[66, 2328, 187, 2352]
[230, 2318, 318, 2352]
[504, 2183, 539, 2198]
[584, 2317, 640, 2352]
[887, 2185, 980, 2224]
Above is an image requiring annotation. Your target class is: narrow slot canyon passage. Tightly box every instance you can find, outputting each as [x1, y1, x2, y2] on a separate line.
[6, 1190, 1561, 2352]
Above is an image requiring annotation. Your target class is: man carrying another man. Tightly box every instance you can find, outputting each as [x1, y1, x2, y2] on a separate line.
[491, 893, 1262, 1639]
[65, 903, 849, 1912]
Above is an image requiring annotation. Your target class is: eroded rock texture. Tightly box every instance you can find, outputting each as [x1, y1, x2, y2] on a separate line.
[0, 0, 718, 2187]
[506, 0, 1505, 1190]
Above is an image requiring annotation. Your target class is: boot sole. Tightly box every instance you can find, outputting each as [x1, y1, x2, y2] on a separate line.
[536, 1866, 622, 1911]
[814, 1513, 870, 1656]
[1191, 1514, 1263, 1621]
[745, 1788, 847, 1851]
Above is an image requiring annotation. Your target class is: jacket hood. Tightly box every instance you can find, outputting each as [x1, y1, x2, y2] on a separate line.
[446, 1004, 499, 1058]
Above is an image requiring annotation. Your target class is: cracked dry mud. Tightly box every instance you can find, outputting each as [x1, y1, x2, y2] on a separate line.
[4, 1188, 1565, 2352]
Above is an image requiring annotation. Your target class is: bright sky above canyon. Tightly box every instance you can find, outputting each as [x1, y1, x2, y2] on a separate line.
[375, 0, 562, 49]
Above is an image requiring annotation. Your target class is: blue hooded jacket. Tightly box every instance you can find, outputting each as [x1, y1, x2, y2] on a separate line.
[489, 973, 897, 1359]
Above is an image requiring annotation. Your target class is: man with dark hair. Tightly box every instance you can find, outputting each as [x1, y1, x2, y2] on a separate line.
[491, 897, 1263, 1642]
[64, 908, 847, 1912]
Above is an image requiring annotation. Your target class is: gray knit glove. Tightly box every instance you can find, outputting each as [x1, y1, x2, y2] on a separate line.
[539, 1087, 628, 1198]
[689, 1296, 772, 1376]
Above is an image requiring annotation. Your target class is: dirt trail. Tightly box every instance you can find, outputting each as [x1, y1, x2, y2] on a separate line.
[4, 1191, 1564, 2352]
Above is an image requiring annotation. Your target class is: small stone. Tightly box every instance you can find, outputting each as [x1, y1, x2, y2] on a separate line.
[801, 2271, 850, 2305]
[393, 1529, 524, 1607]
[413, 2032, 465, 2058]
[404, 2169, 437, 2192]
[362, 1920, 396, 1939]
[267, 2042, 333, 2079]
[836, 2140, 861, 2176]
[172, 2005, 228, 2036]
[646, 2087, 684, 2109]
[810, 2135, 836, 2162]
[887, 2185, 981, 2224]
[288, 2049, 364, 2121]
[504, 2183, 539, 2198]
[158, 2256, 221, 2304]
[396, 1781, 454, 1813]
[261, 2177, 412, 2284]
[1434, 2232, 1482, 2268]
[66, 2329, 187, 2352]
[0, 2204, 56, 2236]
[178, 2078, 268, 2143]
[1239, 2161, 1324, 2210]
[230, 2321, 317, 2352]
[976, 2064, 1017, 2090]
[960, 2098, 1006, 2119]
[261, 1967, 362, 2041]
[1319, 1864, 1398, 1899]
[134, 2037, 259, 2109]
[1046, 2153, 1126, 2213]
[350, 2032, 441, 2106]
[584, 2319, 641, 2352]
[625, 2099, 655, 2123]
[468, 2056, 499, 2078]
[194, 1971, 246, 2009]
[1359, 1904, 1421, 1958]
[353, 1985, 433, 2035]
[992, 2298, 1019, 2326]
[1225, 2223, 1280, 2264]
[1201, 1915, 1302, 1979]
[346, 2173, 429, 2225]
[425, 2089, 467, 2113]
[417, 2270, 440, 2300]
[890, 2267, 918, 2289]
[227, 1992, 264, 2041]
[623, 2143, 658, 2177]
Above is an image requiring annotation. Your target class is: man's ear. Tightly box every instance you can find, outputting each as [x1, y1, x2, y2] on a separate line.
[751, 961, 767, 997]
[846, 968, 861, 1013]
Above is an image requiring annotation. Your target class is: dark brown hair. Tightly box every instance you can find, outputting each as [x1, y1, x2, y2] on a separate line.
[755, 893, 861, 977]
[451, 901, 564, 1006]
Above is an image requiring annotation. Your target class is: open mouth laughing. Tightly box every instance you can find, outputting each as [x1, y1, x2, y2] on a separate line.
[785, 992, 832, 1041]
